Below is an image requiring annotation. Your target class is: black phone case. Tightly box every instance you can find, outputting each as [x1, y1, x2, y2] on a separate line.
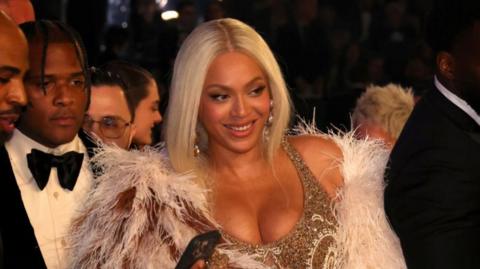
[175, 230, 221, 269]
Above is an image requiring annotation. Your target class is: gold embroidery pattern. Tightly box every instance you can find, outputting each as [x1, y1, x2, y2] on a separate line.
[210, 140, 338, 268]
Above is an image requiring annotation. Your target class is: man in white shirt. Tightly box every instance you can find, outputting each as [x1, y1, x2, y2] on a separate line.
[0, 20, 93, 268]
[385, 1, 480, 268]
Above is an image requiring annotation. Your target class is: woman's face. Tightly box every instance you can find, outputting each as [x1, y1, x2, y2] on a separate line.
[133, 79, 162, 146]
[198, 51, 271, 155]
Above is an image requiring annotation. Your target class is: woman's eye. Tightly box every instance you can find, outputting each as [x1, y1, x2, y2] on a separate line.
[249, 86, 266, 96]
[210, 94, 228, 101]
[0, 77, 9, 84]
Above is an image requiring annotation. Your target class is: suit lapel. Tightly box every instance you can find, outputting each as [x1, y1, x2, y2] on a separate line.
[466, 130, 480, 145]
[78, 129, 103, 179]
[78, 129, 98, 160]
[426, 86, 480, 148]
[428, 86, 480, 132]
[0, 146, 47, 268]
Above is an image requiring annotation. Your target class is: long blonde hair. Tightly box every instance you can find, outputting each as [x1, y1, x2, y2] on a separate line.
[165, 18, 292, 173]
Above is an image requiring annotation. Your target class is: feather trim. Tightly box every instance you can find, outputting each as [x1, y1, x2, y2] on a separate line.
[69, 124, 405, 268]
[294, 121, 406, 269]
[67, 144, 267, 269]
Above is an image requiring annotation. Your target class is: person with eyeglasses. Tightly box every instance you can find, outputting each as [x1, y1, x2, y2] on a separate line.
[102, 61, 162, 148]
[83, 67, 136, 150]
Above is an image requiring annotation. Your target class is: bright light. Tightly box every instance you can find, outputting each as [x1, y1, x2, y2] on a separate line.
[156, 0, 168, 9]
[161, 10, 179, 21]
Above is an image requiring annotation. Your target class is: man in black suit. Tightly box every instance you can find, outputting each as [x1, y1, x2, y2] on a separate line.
[384, 1, 480, 268]
[0, 10, 29, 269]
[0, 20, 93, 268]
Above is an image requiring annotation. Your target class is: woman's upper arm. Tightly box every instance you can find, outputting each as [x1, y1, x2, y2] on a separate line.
[288, 135, 344, 197]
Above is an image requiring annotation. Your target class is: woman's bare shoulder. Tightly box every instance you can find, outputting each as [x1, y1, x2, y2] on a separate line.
[288, 135, 342, 162]
[287, 135, 343, 197]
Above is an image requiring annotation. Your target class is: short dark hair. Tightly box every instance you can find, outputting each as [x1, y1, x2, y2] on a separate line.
[90, 66, 135, 120]
[102, 61, 155, 110]
[19, 20, 91, 102]
[425, 0, 480, 55]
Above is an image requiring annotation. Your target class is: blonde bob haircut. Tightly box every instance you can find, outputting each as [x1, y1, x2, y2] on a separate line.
[165, 18, 292, 173]
[352, 83, 415, 139]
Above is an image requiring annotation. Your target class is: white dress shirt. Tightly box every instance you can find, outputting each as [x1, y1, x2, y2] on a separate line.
[4, 129, 93, 269]
[435, 75, 480, 126]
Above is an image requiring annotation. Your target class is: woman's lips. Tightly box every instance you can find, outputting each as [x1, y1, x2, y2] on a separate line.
[224, 121, 255, 138]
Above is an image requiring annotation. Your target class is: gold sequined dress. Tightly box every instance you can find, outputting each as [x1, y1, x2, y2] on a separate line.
[209, 140, 339, 269]
[68, 133, 406, 269]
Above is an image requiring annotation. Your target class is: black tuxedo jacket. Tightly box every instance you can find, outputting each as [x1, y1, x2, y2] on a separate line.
[0, 146, 47, 268]
[385, 86, 480, 268]
[0, 131, 97, 268]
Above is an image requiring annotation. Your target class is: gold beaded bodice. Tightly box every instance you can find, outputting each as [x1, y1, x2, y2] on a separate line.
[210, 140, 338, 269]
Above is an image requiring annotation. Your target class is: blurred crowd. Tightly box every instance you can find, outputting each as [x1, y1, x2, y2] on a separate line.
[31, 0, 433, 130]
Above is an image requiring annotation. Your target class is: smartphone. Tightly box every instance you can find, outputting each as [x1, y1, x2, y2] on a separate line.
[175, 230, 221, 269]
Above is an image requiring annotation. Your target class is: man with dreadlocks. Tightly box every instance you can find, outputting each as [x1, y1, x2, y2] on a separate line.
[0, 20, 93, 268]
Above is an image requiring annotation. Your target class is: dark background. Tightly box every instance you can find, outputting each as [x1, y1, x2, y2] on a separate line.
[30, 0, 434, 131]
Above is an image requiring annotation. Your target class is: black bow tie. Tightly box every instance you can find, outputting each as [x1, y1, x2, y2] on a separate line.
[27, 149, 84, 191]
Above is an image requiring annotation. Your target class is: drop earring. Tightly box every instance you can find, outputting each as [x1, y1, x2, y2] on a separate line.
[266, 112, 274, 127]
[266, 99, 274, 127]
[193, 136, 200, 157]
[264, 100, 274, 140]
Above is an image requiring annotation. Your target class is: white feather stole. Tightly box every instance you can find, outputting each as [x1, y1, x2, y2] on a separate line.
[68, 129, 406, 268]
[67, 145, 266, 269]
[294, 124, 406, 269]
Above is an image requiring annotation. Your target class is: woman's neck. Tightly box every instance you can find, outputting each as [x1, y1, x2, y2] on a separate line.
[206, 144, 270, 183]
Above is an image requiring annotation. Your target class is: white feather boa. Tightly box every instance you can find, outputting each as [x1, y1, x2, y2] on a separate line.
[67, 145, 265, 269]
[294, 124, 406, 269]
[68, 129, 406, 268]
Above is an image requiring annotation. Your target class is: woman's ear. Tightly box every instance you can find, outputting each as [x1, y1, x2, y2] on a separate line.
[437, 51, 456, 80]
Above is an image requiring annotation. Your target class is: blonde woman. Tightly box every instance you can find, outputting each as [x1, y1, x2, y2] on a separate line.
[352, 84, 415, 148]
[68, 19, 405, 269]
